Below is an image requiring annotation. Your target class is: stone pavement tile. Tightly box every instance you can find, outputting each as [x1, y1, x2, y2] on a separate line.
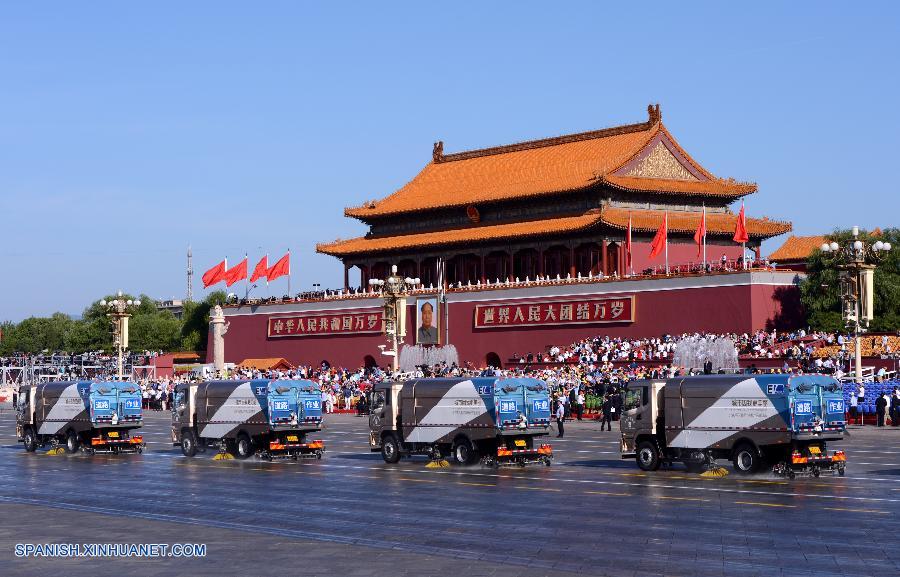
[719, 562, 770, 577]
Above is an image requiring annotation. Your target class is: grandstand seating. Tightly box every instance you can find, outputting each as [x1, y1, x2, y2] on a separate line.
[843, 380, 900, 415]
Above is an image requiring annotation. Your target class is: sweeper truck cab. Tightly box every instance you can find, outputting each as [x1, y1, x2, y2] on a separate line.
[16, 380, 145, 454]
[619, 374, 846, 477]
[172, 379, 324, 459]
[369, 377, 553, 467]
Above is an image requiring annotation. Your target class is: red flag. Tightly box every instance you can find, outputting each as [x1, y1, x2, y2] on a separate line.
[694, 206, 706, 257]
[202, 260, 227, 288]
[249, 255, 268, 283]
[625, 213, 633, 268]
[224, 257, 248, 287]
[267, 252, 290, 282]
[733, 202, 749, 243]
[649, 212, 667, 260]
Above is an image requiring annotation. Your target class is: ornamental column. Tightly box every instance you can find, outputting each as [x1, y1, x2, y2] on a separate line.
[209, 305, 229, 374]
[569, 244, 576, 278]
[601, 239, 608, 276]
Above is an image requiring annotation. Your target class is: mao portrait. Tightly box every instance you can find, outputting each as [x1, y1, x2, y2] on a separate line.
[416, 297, 439, 345]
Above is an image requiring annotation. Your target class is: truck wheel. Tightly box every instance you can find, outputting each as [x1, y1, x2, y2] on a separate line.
[636, 441, 660, 471]
[381, 434, 401, 464]
[23, 428, 37, 452]
[235, 433, 254, 459]
[181, 430, 198, 457]
[732, 444, 759, 475]
[452, 437, 478, 465]
[65, 430, 80, 454]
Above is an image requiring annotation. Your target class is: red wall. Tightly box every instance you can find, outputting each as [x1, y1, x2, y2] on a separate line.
[214, 273, 800, 369]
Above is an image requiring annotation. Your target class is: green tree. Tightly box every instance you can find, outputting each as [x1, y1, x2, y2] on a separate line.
[63, 318, 110, 352]
[0, 313, 73, 353]
[2, 290, 228, 355]
[799, 228, 900, 331]
[129, 310, 182, 351]
[0, 320, 17, 355]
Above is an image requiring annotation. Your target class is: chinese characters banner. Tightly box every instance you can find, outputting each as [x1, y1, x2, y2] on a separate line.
[268, 309, 382, 338]
[474, 296, 634, 329]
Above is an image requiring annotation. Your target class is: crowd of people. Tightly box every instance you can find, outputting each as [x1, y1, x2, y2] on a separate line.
[4, 329, 900, 428]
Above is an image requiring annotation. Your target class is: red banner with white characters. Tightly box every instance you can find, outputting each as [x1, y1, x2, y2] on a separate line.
[474, 296, 634, 329]
[268, 309, 382, 338]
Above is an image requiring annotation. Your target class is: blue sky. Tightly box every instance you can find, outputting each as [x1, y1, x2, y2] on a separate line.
[1, 2, 898, 321]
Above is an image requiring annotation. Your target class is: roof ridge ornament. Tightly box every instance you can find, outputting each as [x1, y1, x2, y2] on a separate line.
[433, 141, 444, 163]
[648, 103, 661, 124]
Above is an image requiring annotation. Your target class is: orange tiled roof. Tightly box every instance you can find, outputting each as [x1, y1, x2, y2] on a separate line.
[317, 212, 605, 257]
[598, 206, 792, 239]
[768, 235, 827, 262]
[238, 358, 295, 370]
[601, 174, 756, 196]
[346, 105, 754, 220]
[318, 206, 790, 258]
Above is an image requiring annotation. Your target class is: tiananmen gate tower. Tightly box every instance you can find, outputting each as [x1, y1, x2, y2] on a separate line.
[215, 105, 801, 369]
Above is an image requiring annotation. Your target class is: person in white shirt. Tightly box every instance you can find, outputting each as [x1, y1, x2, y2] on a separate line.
[555, 401, 565, 438]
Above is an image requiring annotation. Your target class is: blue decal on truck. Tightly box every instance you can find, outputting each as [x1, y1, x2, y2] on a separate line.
[500, 400, 517, 413]
[795, 401, 812, 415]
[273, 401, 289, 411]
[124, 399, 140, 410]
[93, 400, 110, 410]
[827, 400, 845, 413]
[304, 400, 320, 410]
[532, 399, 549, 412]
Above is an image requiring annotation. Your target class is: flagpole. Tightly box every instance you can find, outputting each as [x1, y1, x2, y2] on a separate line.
[287, 248, 291, 296]
[741, 201, 746, 270]
[702, 204, 707, 270]
[664, 212, 669, 275]
[244, 253, 249, 300]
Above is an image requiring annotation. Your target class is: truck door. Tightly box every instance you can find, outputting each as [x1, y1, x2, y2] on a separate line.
[89, 384, 118, 425]
[496, 382, 522, 428]
[621, 384, 651, 434]
[368, 387, 389, 437]
[172, 385, 196, 428]
[267, 383, 297, 426]
[17, 387, 32, 424]
[790, 377, 820, 432]
[822, 388, 846, 428]
[118, 384, 143, 423]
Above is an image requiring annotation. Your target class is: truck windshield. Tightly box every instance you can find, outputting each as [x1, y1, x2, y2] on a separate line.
[173, 391, 186, 414]
[623, 388, 642, 411]
[371, 391, 386, 411]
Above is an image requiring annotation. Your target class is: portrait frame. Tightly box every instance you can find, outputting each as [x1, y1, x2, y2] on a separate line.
[415, 296, 440, 345]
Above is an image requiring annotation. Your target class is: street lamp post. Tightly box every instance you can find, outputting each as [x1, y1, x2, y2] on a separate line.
[820, 227, 891, 382]
[369, 265, 419, 373]
[100, 292, 141, 380]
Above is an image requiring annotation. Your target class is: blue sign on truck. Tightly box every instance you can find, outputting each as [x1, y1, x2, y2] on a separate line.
[795, 401, 813, 415]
